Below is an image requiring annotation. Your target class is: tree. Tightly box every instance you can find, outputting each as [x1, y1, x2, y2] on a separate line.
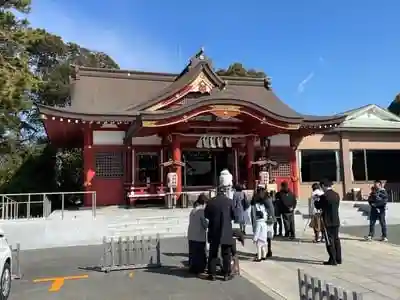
[0, 0, 45, 188]
[388, 93, 400, 116]
[0, 1, 119, 196]
[216, 62, 266, 78]
[0, 0, 39, 148]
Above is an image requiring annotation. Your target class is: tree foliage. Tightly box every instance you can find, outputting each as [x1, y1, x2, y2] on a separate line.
[216, 62, 266, 78]
[0, 0, 119, 195]
[0, 0, 39, 149]
[388, 93, 400, 116]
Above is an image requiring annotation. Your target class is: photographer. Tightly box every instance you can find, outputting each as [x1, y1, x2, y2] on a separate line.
[365, 180, 388, 242]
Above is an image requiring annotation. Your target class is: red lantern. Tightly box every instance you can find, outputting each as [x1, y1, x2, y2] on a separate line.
[84, 169, 95, 187]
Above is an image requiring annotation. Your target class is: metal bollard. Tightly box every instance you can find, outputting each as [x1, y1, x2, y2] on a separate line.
[11, 243, 21, 279]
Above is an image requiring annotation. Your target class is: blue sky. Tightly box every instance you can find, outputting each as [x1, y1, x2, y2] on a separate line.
[27, 0, 400, 115]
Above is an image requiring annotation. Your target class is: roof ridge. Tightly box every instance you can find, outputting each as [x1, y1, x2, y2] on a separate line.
[72, 65, 178, 78]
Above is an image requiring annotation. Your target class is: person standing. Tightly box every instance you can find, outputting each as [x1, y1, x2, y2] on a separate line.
[365, 180, 388, 242]
[232, 184, 250, 235]
[187, 194, 209, 275]
[204, 174, 235, 281]
[310, 183, 324, 243]
[276, 181, 297, 239]
[251, 184, 275, 258]
[315, 179, 342, 266]
[273, 192, 283, 237]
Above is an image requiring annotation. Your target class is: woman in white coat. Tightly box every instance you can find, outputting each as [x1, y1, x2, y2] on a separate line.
[252, 185, 274, 261]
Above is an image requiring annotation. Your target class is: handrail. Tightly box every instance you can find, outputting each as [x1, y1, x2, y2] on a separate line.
[0, 191, 96, 220]
[0, 191, 95, 196]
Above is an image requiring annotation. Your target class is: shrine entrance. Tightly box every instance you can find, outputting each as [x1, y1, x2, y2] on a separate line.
[182, 149, 235, 189]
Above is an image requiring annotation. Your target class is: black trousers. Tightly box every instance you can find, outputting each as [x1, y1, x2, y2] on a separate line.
[188, 240, 207, 273]
[208, 242, 232, 276]
[325, 226, 342, 264]
[282, 213, 295, 237]
[274, 216, 283, 235]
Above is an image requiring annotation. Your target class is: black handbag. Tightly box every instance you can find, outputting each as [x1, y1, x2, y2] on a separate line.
[255, 209, 264, 220]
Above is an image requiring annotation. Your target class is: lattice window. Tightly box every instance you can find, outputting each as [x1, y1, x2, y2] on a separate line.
[95, 151, 124, 178]
[270, 155, 291, 177]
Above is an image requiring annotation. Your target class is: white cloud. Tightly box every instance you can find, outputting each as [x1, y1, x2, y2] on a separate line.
[297, 72, 314, 94]
[26, 1, 178, 72]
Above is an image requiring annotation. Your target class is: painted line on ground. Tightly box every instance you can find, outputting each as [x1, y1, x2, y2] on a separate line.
[33, 275, 89, 292]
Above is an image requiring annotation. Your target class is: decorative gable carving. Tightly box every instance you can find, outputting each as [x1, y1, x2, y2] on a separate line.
[146, 71, 216, 111]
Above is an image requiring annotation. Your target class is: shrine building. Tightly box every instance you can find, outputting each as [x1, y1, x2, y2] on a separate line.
[37, 49, 346, 206]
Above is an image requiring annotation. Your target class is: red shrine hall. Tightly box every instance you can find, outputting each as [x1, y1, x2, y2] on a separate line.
[38, 49, 345, 206]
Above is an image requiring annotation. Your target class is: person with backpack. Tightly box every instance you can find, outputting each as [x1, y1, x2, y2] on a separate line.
[233, 184, 250, 235]
[251, 184, 275, 260]
[309, 183, 324, 243]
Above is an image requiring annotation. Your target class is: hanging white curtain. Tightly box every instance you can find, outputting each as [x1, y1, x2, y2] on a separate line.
[335, 150, 340, 182]
[349, 151, 354, 182]
[297, 150, 302, 182]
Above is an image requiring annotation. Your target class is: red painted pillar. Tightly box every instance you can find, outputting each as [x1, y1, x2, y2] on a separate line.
[289, 135, 300, 198]
[172, 135, 182, 193]
[246, 136, 255, 189]
[83, 126, 94, 207]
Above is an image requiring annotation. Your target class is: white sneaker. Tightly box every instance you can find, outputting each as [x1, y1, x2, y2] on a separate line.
[364, 236, 372, 241]
[381, 237, 388, 242]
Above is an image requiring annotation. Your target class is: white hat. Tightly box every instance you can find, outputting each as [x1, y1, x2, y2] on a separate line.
[219, 169, 233, 187]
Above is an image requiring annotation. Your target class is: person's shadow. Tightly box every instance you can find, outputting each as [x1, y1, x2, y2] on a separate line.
[144, 265, 196, 278]
[236, 250, 322, 265]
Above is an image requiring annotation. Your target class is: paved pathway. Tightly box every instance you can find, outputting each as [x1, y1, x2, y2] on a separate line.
[10, 237, 273, 300]
[341, 224, 400, 245]
[238, 230, 400, 300]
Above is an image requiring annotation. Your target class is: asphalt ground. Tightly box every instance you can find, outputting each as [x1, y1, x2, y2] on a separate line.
[10, 237, 274, 300]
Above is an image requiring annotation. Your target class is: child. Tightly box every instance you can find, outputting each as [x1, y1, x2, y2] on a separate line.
[187, 194, 209, 274]
[231, 228, 245, 275]
[309, 183, 324, 243]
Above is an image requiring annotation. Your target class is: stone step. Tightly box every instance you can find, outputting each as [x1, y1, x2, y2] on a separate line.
[108, 231, 187, 241]
[108, 222, 188, 232]
[108, 217, 188, 228]
[109, 227, 187, 238]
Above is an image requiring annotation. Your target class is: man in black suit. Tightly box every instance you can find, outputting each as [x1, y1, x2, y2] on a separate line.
[204, 189, 235, 281]
[314, 179, 342, 266]
[276, 181, 297, 239]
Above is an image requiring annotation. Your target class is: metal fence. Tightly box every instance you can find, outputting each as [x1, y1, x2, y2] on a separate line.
[164, 193, 190, 209]
[82, 234, 162, 273]
[298, 269, 363, 300]
[10, 243, 21, 280]
[0, 191, 96, 220]
[387, 189, 400, 202]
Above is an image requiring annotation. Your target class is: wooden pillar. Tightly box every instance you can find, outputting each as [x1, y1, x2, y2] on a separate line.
[83, 126, 94, 207]
[289, 134, 300, 198]
[246, 136, 255, 189]
[125, 145, 132, 183]
[172, 135, 182, 193]
[233, 148, 238, 184]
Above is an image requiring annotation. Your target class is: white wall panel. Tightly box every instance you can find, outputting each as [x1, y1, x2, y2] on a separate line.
[131, 135, 162, 145]
[93, 130, 124, 145]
